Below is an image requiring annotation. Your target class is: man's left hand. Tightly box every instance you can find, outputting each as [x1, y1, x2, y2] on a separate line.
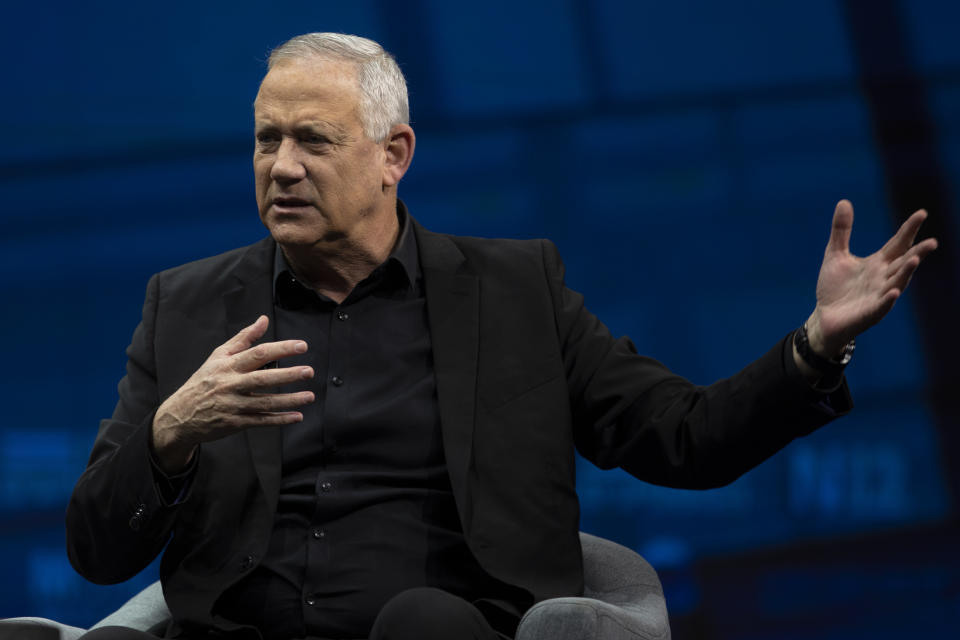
[804, 199, 938, 359]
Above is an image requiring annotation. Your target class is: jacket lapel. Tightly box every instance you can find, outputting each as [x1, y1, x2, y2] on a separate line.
[413, 221, 480, 532]
[221, 237, 283, 516]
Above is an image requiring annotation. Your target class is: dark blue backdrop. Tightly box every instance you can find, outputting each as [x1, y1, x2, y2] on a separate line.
[2, 1, 958, 637]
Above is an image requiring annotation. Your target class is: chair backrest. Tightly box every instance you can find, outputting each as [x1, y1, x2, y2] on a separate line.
[579, 531, 665, 604]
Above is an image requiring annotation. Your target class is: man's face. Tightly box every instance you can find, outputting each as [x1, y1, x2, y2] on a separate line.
[253, 57, 387, 249]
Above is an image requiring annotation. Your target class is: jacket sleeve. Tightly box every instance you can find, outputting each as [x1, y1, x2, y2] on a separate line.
[66, 273, 190, 584]
[541, 239, 852, 489]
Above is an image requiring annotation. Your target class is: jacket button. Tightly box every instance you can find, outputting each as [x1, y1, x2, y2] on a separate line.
[239, 554, 255, 571]
[330, 375, 344, 386]
[128, 504, 147, 531]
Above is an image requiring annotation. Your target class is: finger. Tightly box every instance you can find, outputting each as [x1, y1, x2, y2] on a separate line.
[232, 339, 309, 372]
[870, 289, 900, 324]
[237, 390, 315, 413]
[884, 237, 938, 278]
[826, 200, 854, 255]
[885, 254, 922, 296]
[231, 411, 305, 428]
[913, 235, 938, 259]
[218, 315, 270, 356]
[881, 209, 929, 259]
[233, 366, 314, 392]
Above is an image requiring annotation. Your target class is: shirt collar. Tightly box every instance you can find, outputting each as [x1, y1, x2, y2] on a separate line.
[388, 200, 419, 288]
[272, 201, 419, 306]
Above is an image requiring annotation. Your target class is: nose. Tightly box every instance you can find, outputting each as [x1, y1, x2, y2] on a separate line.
[270, 137, 307, 182]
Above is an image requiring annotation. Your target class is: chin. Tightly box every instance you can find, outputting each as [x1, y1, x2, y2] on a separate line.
[266, 222, 345, 249]
[263, 218, 310, 243]
[269, 229, 320, 248]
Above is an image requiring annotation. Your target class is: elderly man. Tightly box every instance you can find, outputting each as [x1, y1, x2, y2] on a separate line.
[67, 33, 937, 640]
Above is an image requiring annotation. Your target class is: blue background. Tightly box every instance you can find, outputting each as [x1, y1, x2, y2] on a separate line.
[1, 1, 958, 637]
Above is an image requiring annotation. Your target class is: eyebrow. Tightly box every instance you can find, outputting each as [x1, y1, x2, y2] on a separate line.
[254, 120, 350, 144]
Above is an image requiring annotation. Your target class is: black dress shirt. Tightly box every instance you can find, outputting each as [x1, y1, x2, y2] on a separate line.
[212, 210, 522, 639]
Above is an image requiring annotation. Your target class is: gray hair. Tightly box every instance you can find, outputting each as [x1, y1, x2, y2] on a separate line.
[268, 33, 409, 143]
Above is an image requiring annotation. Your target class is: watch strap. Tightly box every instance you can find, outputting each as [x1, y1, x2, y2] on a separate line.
[794, 323, 854, 375]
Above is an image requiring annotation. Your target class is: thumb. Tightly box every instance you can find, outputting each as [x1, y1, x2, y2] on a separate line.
[826, 199, 854, 255]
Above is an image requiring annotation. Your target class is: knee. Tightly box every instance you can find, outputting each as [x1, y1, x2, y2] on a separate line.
[370, 587, 490, 640]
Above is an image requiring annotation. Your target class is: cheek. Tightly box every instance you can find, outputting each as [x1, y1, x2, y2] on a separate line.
[253, 162, 271, 200]
[339, 156, 382, 192]
[253, 158, 268, 180]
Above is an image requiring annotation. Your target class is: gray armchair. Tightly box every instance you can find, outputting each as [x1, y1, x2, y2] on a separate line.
[1, 532, 670, 640]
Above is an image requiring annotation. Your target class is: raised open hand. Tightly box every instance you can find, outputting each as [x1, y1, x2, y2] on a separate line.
[151, 315, 315, 472]
[806, 200, 938, 357]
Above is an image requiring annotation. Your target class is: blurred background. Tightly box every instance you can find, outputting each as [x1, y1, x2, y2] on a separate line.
[1, 0, 958, 637]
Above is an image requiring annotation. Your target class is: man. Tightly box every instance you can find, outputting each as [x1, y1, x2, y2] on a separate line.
[66, 33, 937, 640]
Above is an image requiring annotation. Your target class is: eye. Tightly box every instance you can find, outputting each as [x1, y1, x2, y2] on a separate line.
[302, 133, 330, 146]
[255, 131, 280, 150]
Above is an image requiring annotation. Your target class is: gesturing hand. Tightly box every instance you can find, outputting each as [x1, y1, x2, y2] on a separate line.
[806, 200, 938, 357]
[151, 315, 315, 472]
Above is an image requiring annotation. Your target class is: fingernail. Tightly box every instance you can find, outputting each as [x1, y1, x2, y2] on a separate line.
[301, 367, 313, 379]
[295, 341, 307, 353]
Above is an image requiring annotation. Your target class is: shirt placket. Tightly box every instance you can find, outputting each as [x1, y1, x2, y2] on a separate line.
[302, 299, 352, 619]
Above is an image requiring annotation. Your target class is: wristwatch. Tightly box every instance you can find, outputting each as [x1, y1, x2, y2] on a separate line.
[793, 323, 855, 378]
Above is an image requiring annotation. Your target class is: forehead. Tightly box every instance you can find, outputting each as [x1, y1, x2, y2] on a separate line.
[254, 57, 361, 123]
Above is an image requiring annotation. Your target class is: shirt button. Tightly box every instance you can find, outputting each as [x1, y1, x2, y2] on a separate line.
[336, 311, 349, 321]
[312, 528, 325, 539]
[305, 596, 316, 607]
[331, 375, 344, 386]
[320, 481, 333, 492]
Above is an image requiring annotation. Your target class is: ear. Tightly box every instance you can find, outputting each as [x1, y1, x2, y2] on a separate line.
[381, 124, 415, 188]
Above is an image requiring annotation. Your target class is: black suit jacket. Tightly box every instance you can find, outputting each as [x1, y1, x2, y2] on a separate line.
[66, 217, 851, 633]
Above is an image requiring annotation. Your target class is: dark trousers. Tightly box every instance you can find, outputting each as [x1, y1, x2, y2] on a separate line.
[78, 587, 511, 640]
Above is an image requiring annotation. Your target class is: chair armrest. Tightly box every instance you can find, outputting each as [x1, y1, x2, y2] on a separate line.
[515, 533, 670, 640]
[90, 581, 170, 634]
[0, 618, 86, 640]
[516, 596, 669, 640]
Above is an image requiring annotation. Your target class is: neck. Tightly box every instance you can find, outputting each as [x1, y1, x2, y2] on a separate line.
[280, 211, 399, 304]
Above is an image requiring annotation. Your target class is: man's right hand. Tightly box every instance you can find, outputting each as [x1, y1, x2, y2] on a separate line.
[151, 315, 315, 473]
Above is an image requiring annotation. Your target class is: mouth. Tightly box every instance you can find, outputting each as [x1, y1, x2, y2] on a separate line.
[272, 196, 312, 209]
